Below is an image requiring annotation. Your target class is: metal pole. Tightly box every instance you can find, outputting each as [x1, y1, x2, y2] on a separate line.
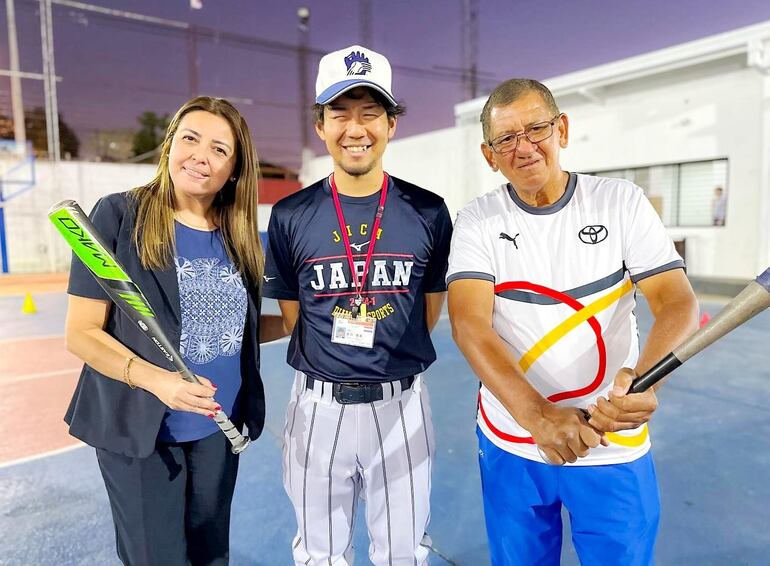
[469, 0, 478, 99]
[461, 0, 478, 99]
[0, 195, 8, 272]
[6, 0, 27, 152]
[360, 0, 372, 47]
[297, 7, 310, 154]
[46, 0, 61, 161]
[188, 24, 198, 97]
[39, 0, 61, 161]
[39, 0, 54, 159]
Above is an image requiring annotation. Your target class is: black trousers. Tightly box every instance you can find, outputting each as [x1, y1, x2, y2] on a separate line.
[96, 431, 239, 566]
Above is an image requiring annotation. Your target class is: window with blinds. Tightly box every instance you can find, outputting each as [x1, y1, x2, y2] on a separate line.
[587, 158, 728, 227]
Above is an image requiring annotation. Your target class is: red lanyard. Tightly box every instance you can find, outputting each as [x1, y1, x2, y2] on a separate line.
[329, 173, 389, 302]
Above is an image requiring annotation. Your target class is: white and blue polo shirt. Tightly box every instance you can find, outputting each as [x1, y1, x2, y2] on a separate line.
[447, 173, 684, 465]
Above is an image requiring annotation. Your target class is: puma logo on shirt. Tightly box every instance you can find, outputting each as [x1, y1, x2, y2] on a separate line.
[499, 232, 520, 249]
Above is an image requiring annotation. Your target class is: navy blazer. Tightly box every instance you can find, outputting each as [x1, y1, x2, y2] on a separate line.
[65, 192, 265, 458]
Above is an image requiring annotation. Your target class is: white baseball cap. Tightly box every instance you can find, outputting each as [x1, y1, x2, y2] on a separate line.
[315, 45, 397, 107]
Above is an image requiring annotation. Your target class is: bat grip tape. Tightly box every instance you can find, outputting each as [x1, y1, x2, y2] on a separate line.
[178, 367, 200, 384]
[756, 268, 770, 293]
[629, 352, 682, 394]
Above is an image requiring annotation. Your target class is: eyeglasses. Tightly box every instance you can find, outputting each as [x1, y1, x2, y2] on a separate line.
[487, 114, 563, 155]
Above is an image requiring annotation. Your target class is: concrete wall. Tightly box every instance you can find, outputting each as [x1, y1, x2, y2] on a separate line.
[2, 162, 156, 273]
[558, 60, 765, 279]
[1, 161, 279, 273]
[300, 123, 509, 221]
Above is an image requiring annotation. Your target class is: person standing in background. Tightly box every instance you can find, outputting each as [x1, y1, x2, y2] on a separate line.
[712, 186, 727, 226]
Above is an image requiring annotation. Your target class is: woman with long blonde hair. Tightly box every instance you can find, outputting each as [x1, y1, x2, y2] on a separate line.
[64, 96, 285, 565]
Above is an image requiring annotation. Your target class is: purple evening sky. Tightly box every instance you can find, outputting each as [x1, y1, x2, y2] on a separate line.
[2, 0, 770, 168]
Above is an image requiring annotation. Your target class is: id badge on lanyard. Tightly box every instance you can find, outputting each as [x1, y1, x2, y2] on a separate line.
[331, 312, 376, 348]
[328, 173, 388, 349]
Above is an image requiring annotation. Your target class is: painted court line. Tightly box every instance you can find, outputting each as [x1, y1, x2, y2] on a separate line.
[0, 443, 86, 470]
[0, 316, 449, 348]
[1, 333, 285, 347]
[0, 317, 449, 469]
[263, 335, 290, 346]
[1, 368, 81, 385]
[0, 333, 64, 345]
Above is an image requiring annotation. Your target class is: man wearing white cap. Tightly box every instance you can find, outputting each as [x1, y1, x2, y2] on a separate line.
[263, 45, 453, 565]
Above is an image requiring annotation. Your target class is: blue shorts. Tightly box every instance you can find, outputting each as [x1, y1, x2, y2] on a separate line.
[478, 428, 660, 566]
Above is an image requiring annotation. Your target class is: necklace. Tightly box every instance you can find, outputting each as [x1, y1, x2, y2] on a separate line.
[174, 212, 218, 231]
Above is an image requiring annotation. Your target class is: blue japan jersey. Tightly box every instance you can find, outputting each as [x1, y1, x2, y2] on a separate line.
[263, 175, 452, 382]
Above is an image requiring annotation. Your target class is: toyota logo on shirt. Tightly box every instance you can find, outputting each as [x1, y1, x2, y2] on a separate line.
[578, 225, 608, 244]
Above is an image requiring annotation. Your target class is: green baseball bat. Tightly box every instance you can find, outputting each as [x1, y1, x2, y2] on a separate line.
[49, 199, 250, 454]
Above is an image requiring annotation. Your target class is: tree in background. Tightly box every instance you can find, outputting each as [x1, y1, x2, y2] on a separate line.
[0, 107, 80, 159]
[131, 111, 169, 162]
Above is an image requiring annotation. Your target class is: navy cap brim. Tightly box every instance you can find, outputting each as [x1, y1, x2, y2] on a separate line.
[316, 79, 397, 107]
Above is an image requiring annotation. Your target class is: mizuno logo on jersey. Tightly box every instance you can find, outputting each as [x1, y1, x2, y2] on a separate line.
[310, 259, 413, 291]
[499, 232, 520, 249]
[350, 240, 370, 252]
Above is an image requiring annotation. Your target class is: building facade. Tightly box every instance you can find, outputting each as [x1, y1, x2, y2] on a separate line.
[303, 21, 770, 282]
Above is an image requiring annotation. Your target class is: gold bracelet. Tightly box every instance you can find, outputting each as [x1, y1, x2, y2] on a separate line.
[123, 355, 138, 389]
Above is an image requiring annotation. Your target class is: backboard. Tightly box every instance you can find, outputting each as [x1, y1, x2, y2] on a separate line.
[0, 140, 36, 202]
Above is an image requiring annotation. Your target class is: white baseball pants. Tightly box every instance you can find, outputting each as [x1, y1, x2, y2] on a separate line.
[282, 372, 435, 566]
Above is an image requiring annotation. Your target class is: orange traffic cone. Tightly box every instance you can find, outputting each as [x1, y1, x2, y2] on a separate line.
[21, 292, 37, 314]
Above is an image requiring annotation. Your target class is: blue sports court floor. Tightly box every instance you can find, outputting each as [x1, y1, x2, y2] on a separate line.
[1, 293, 769, 565]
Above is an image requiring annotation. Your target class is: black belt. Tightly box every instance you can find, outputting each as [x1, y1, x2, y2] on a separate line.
[305, 375, 416, 405]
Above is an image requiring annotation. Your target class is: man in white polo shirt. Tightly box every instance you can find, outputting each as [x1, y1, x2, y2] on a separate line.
[447, 78, 698, 565]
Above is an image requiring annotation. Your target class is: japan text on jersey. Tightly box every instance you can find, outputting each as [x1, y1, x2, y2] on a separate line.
[263, 175, 452, 381]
